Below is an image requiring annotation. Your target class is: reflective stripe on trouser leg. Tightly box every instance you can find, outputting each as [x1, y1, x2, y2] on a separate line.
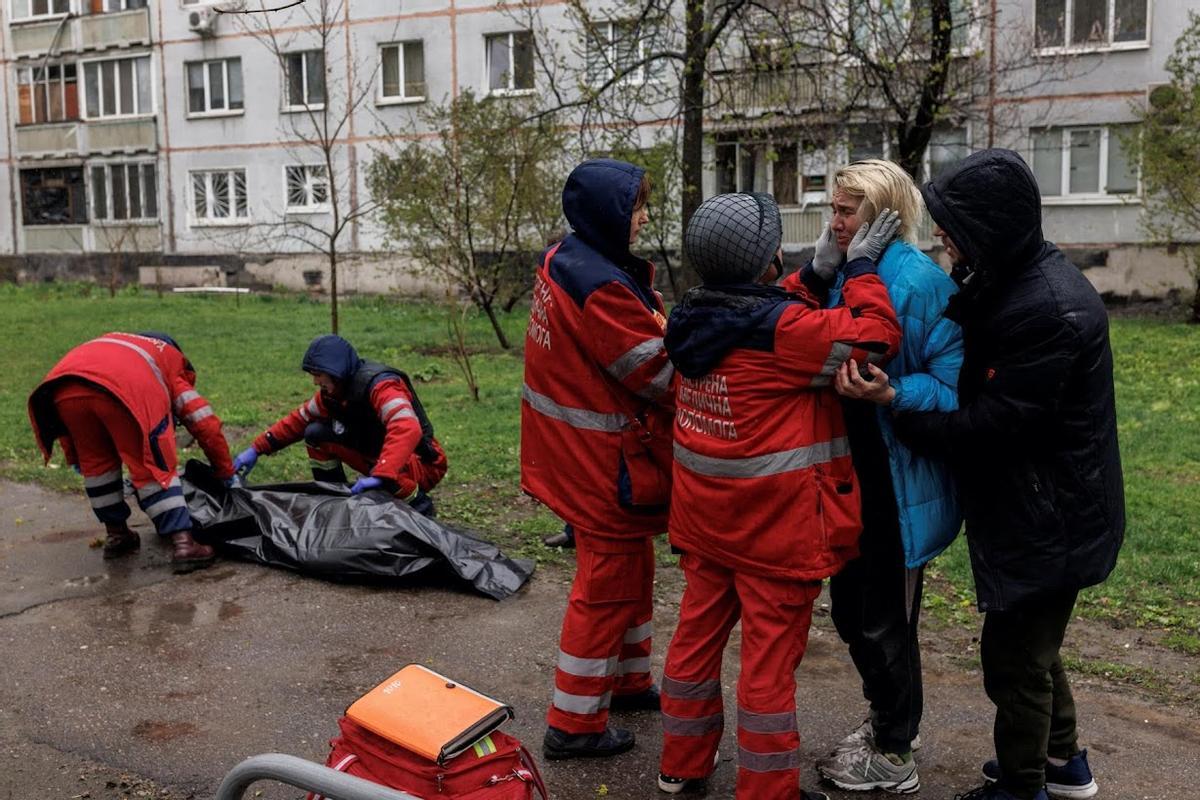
[614, 537, 655, 696]
[548, 530, 653, 735]
[307, 443, 348, 483]
[135, 477, 192, 535]
[660, 552, 740, 779]
[83, 468, 131, 524]
[733, 572, 822, 800]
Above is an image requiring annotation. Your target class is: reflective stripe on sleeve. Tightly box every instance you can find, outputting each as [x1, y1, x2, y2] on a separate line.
[810, 341, 855, 388]
[606, 337, 665, 381]
[378, 397, 412, 422]
[184, 406, 213, 424]
[172, 390, 201, 413]
[521, 384, 625, 432]
[636, 362, 675, 401]
[673, 437, 849, 479]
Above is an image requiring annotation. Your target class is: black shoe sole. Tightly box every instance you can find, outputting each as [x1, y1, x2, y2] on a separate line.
[172, 557, 215, 574]
[543, 740, 635, 761]
[102, 541, 140, 559]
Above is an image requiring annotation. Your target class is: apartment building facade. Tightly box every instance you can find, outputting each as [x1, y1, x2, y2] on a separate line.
[0, 0, 1193, 296]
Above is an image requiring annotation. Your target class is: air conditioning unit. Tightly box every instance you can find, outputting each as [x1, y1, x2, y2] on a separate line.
[188, 7, 218, 36]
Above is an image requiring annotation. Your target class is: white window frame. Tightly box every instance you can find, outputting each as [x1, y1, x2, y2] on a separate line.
[282, 50, 325, 112]
[377, 41, 425, 105]
[587, 20, 663, 87]
[484, 30, 535, 96]
[1034, 0, 1151, 55]
[185, 57, 243, 118]
[100, 0, 147, 12]
[188, 168, 250, 226]
[1031, 125, 1141, 205]
[80, 54, 154, 121]
[283, 164, 330, 213]
[88, 160, 158, 223]
[8, 0, 71, 24]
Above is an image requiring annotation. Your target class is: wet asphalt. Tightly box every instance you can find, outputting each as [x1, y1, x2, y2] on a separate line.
[1, 479, 1198, 800]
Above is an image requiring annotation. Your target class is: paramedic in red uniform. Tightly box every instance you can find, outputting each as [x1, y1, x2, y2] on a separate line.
[232, 335, 447, 516]
[657, 193, 902, 799]
[28, 331, 233, 572]
[521, 159, 674, 760]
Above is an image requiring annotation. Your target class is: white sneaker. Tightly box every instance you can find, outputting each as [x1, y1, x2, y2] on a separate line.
[830, 719, 921, 755]
[816, 741, 920, 795]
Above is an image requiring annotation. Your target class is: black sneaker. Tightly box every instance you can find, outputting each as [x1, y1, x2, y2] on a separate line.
[982, 750, 1097, 799]
[543, 725, 634, 760]
[611, 684, 661, 711]
[956, 784, 1049, 800]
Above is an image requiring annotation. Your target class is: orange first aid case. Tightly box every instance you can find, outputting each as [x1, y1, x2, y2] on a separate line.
[345, 664, 515, 765]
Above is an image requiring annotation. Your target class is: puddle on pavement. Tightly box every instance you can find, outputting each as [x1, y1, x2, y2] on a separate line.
[36, 529, 98, 544]
[92, 597, 245, 646]
[131, 720, 198, 741]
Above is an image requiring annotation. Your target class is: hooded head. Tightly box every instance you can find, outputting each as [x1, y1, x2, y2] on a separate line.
[921, 149, 1045, 294]
[301, 334, 362, 390]
[684, 193, 782, 285]
[561, 159, 645, 262]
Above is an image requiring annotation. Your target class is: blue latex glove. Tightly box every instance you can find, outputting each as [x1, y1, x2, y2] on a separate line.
[232, 447, 259, 476]
[350, 476, 384, 495]
[223, 474, 242, 489]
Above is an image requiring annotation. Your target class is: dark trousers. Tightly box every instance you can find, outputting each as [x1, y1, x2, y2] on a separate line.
[981, 588, 1080, 799]
[830, 512, 924, 755]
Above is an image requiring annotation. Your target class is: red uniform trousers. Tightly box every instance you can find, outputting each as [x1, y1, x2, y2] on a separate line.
[53, 383, 192, 536]
[660, 552, 822, 800]
[547, 529, 655, 734]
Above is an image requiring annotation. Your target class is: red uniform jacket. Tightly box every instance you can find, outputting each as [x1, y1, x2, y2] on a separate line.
[664, 262, 902, 580]
[28, 332, 235, 484]
[253, 377, 444, 495]
[521, 238, 676, 537]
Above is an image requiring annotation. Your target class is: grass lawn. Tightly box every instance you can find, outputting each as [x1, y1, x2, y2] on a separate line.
[2, 284, 1198, 639]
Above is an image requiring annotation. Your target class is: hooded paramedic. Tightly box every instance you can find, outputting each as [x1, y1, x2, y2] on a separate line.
[521, 158, 674, 761]
[28, 332, 233, 572]
[232, 335, 447, 516]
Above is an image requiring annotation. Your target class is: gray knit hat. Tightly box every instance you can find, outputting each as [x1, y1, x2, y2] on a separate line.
[684, 192, 783, 285]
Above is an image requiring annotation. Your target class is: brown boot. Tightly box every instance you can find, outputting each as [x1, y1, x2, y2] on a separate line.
[170, 531, 215, 573]
[103, 523, 140, 559]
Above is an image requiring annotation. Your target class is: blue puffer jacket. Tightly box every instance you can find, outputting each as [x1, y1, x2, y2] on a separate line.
[829, 240, 964, 567]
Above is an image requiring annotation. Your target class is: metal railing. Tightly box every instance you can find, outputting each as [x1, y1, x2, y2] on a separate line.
[710, 69, 820, 117]
[214, 753, 421, 800]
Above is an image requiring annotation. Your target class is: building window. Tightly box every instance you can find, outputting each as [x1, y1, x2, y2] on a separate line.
[585, 20, 665, 86]
[1030, 125, 1138, 198]
[485, 31, 534, 94]
[284, 50, 325, 110]
[848, 124, 888, 162]
[87, 0, 147, 12]
[20, 167, 87, 225]
[1035, 0, 1148, 50]
[285, 165, 330, 212]
[187, 58, 243, 115]
[9, 0, 70, 21]
[16, 64, 79, 125]
[714, 139, 808, 202]
[82, 56, 152, 119]
[90, 162, 157, 221]
[926, 126, 970, 181]
[190, 169, 249, 223]
[380, 41, 425, 102]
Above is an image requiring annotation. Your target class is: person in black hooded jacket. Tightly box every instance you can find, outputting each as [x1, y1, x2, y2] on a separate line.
[894, 149, 1124, 800]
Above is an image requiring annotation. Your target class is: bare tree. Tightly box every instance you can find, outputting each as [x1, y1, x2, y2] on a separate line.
[232, 0, 381, 333]
[511, 0, 1080, 289]
[367, 90, 569, 350]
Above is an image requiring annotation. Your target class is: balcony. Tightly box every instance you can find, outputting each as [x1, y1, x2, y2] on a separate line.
[711, 69, 821, 119]
[9, 8, 150, 59]
[15, 117, 156, 157]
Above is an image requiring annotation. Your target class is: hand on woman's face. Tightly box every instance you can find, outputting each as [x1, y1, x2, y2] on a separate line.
[830, 189, 865, 254]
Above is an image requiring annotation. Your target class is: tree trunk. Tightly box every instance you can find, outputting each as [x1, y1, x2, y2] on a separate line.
[896, 0, 953, 178]
[1191, 274, 1200, 324]
[677, 0, 707, 292]
[329, 246, 339, 334]
[481, 296, 511, 349]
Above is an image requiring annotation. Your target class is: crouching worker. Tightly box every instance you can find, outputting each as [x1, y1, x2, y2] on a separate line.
[658, 193, 902, 799]
[233, 335, 447, 517]
[28, 332, 234, 572]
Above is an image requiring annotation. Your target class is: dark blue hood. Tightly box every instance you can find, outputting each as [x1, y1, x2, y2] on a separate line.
[138, 331, 182, 352]
[302, 335, 362, 382]
[562, 159, 644, 263]
[665, 285, 791, 379]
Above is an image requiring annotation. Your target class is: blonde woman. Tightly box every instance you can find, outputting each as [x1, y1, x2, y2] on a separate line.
[782, 158, 964, 794]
